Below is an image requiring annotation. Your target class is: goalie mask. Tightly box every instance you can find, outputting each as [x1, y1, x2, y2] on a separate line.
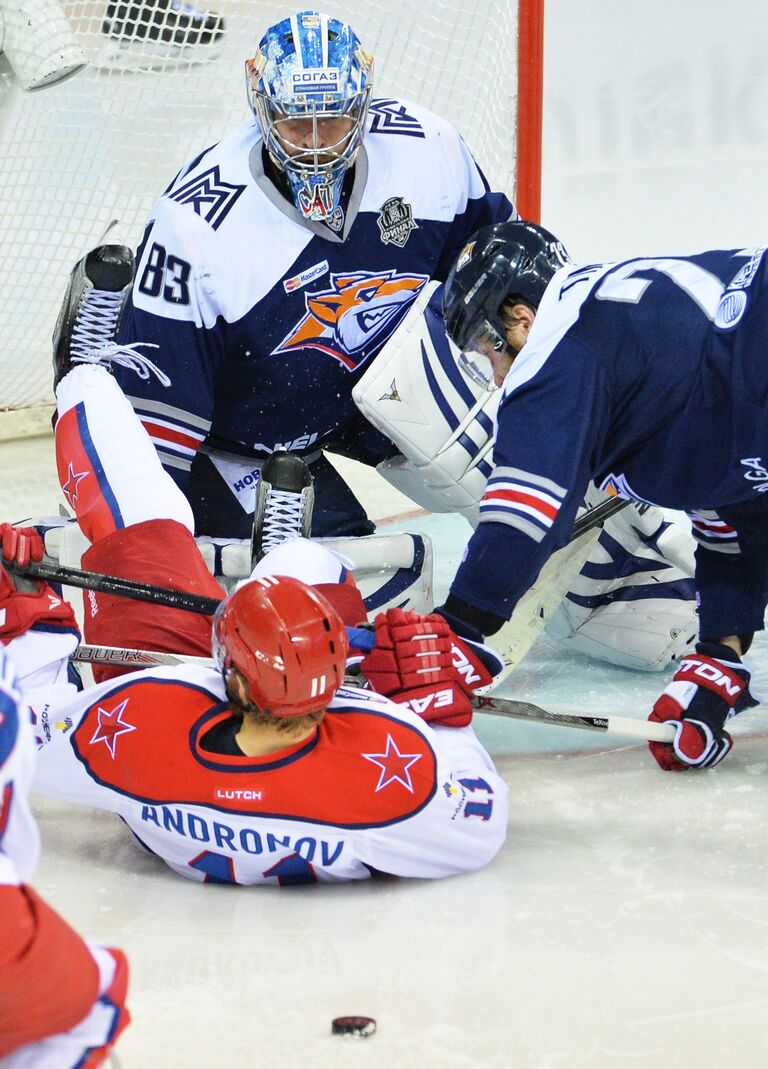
[246, 10, 373, 223]
[443, 221, 571, 368]
[212, 574, 348, 718]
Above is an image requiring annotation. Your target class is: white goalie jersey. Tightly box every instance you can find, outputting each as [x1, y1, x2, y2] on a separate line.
[353, 283, 699, 670]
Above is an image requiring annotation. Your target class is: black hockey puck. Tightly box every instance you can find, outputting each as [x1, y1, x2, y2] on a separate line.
[331, 1015, 376, 1037]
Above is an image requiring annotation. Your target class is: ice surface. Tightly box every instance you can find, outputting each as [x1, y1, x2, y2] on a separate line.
[5, 439, 768, 1068]
[4, 2, 768, 1048]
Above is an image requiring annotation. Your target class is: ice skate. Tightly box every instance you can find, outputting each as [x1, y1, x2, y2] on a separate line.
[52, 244, 169, 387]
[250, 452, 314, 567]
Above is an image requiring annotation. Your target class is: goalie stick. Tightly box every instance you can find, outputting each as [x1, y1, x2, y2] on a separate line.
[478, 494, 630, 687]
[71, 642, 670, 742]
[9, 494, 628, 618]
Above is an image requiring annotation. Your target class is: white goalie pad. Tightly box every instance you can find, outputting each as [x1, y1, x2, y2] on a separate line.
[545, 500, 698, 671]
[214, 533, 433, 615]
[40, 521, 433, 621]
[353, 280, 499, 526]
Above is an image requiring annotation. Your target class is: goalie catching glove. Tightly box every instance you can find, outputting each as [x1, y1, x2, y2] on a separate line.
[361, 607, 503, 727]
[648, 642, 759, 771]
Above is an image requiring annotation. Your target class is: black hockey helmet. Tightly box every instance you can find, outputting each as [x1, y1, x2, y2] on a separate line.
[443, 221, 570, 353]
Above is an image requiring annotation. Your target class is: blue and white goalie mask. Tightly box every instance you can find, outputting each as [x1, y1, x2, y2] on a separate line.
[246, 10, 373, 222]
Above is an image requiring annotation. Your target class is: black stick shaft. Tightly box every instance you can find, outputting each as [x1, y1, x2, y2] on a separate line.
[571, 494, 629, 538]
[9, 560, 221, 615]
[473, 694, 609, 732]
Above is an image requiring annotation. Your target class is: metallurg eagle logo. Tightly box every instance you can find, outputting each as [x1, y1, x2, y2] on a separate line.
[274, 269, 428, 370]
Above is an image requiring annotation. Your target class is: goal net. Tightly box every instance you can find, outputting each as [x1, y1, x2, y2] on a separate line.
[0, 0, 542, 415]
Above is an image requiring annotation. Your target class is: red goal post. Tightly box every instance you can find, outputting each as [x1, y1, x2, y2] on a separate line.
[0, 0, 544, 429]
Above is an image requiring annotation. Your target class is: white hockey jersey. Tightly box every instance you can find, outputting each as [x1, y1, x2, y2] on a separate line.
[115, 99, 514, 481]
[26, 643, 507, 886]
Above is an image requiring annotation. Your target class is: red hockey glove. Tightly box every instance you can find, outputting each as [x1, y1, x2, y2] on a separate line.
[0, 565, 78, 643]
[648, 643, 759, 771]
[0, 522, 44, 570]
[0, 562, 79, 644]
[450, 634, 504, 693]
[361, 608, 474, 727]
[0, 525, 77, 643]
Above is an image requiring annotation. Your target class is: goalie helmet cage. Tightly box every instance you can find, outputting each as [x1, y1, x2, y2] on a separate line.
[0, 0, 544, 419]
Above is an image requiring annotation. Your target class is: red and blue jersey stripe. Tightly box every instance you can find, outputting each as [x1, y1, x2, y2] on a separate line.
[479, 465, 566, 542]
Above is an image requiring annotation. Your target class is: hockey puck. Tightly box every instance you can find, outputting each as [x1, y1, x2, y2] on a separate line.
[331, 1016, 376, 1038]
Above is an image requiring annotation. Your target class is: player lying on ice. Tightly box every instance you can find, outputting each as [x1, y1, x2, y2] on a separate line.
[0, 334, 508, 885]
[0, 646, 130, 1067]
[436, 220, 767, 773]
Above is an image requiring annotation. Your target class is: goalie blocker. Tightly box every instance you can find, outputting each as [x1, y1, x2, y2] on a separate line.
[353, 283, 698, 671]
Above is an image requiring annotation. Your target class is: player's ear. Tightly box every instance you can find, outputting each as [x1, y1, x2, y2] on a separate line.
[508, 301, 536, 326]
[501, 301, 535, 347]
[225, 667, 253, 711]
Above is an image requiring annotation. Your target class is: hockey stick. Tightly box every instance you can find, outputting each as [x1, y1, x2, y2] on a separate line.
[472, 693, 674, 743]
[71, 642, 669, 742]
[571, 494, 628, 538]
[481, 494, 630, 684]
[71, 645, 668, 742]
[72, 644, 214, 668]
[7, 561, 222, 615]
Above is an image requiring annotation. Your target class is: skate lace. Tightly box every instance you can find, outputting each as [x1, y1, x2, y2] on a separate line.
[73, 342, 171, 386]
[70, 288, 126, 356]
[70, 289, 170, 385]
[260, 490, 306, 553]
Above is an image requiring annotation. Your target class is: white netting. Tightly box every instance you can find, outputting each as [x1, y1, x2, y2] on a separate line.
[0, 0, 522, 412]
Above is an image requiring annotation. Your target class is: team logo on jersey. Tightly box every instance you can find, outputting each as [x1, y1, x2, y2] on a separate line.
[377, 197, 418, 248]
[61, 462, 89, 509]
[362, 734, 422, 793]
[369, 99, 425, 139]
[273, 269, 429, 370]
[714, 289, 747, 329]
[89, 699, 137, 758]
[168, 166, 246, 231]
[283, 260, 329, 294]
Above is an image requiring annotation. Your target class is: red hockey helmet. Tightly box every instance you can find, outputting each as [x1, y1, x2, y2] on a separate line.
[211, 574, 349, 718]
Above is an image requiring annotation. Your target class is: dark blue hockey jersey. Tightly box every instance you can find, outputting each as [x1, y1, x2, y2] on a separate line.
[451, 247, 768, 639]
[114, 99, 514, 488]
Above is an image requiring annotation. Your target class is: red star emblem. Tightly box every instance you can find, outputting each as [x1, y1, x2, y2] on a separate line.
[89, 699, 136, 758]
[62, 462, 89, 508]
[362, 734, 423, 793]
